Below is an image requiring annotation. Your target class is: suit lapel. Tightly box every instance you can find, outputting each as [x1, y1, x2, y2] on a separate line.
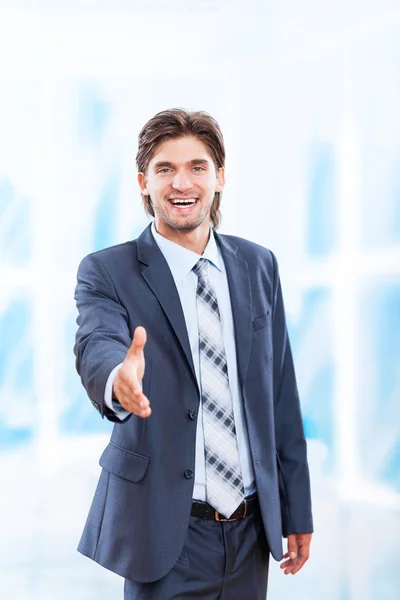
[137, 225, 198, 387]
[214, 233, 253, 390]
[137, 225, 252, 391]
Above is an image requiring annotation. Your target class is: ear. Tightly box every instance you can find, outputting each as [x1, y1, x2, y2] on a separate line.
[215, 166, 225, 193]
[138, 172, 148, 194]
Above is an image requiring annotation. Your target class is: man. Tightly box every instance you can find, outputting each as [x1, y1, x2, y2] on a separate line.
[74, 108, 313, 599]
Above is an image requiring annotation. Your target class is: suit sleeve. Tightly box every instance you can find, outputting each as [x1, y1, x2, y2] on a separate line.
[270, 250, 313, 535]
[73, 253, 132, 422]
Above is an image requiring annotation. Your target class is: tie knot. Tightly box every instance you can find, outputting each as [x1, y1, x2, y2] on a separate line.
[192, 258, 209, 281]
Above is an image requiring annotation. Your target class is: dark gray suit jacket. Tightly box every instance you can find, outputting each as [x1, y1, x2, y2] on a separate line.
[74, 224, 313, 583]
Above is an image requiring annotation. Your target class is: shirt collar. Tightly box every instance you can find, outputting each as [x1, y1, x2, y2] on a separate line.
[151, 221, 224, 283]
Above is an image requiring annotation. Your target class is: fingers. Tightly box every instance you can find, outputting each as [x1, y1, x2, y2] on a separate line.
[117, 389, 151, 418]
[287, 534, 298, 560]
[290, 555, 308, 575]
[280, 554, 308, 575]
[280, 533, 311, 575]
[119, 387, 151, 418]
[113, 326, 149, 417]
[127, 326, 147, 360]
[113, 366, 151, 418]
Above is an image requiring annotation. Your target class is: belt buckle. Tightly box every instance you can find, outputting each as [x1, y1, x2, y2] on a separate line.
[215, 500, 247, 522]
[215, 511, 237, 522]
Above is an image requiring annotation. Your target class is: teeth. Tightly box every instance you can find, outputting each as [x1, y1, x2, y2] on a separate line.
[171, 199, 196, 205]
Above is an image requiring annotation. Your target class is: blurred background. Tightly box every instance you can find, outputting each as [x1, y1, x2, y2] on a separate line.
[0, 1, 399, 599]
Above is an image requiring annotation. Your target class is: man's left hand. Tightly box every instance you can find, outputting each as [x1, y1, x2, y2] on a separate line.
[280, 532, 312, 575]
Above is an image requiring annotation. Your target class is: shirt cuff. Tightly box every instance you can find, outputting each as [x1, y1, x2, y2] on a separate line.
[104, 363, 130, 421]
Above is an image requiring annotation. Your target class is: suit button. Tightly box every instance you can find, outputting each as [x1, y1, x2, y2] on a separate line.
[184, 469, 193, 479]
[188, 410, 197, 420]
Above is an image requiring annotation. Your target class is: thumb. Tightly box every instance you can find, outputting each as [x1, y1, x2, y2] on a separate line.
[127, 326, 147, 359]
[287, 534, 298, 560]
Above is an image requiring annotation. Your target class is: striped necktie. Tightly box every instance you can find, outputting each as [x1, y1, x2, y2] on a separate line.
[193, 258, 244, 518]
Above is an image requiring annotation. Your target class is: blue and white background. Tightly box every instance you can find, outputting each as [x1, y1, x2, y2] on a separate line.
[1, 1, 399, 599]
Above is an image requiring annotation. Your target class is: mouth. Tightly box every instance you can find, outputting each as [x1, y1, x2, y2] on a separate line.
[168, 198, 198, 211]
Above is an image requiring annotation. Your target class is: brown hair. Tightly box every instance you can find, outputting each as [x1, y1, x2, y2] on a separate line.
[136, 108, 225, 230]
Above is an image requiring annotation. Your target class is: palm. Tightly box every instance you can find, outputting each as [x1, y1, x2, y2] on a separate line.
[113, 326, 151, 418]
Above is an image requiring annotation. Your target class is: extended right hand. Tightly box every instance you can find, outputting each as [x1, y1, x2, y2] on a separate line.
[112, 326, 151, 418]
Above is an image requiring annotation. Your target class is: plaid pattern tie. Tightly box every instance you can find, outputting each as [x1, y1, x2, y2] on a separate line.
[193, 258, 244, 518]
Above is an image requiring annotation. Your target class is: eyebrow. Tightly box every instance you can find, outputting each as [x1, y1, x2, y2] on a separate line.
[153, 158, 211, 170]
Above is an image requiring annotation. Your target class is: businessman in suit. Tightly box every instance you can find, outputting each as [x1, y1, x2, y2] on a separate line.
[74, 108, 313, 599]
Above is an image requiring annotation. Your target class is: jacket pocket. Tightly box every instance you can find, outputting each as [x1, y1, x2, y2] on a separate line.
[252, 311, 270, 332]
[99, 442, 150, 483]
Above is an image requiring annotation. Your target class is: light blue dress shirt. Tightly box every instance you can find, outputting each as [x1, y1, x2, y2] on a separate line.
[105, 221, 255, 501]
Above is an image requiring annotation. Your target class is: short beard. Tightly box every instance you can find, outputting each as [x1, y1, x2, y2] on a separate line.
[155, 211, 205, 232]
[152, 198, 211, 232]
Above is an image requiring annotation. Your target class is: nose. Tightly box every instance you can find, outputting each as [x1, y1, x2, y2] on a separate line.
[171, 170, 193, 192]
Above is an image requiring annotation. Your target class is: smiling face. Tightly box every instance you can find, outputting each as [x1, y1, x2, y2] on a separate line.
[138, 136, 225, 244]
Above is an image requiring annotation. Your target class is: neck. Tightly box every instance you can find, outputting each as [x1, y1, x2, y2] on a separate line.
[154, 218, 211, 255]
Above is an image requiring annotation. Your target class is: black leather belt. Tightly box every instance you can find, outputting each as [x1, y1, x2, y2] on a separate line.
[191, 492, 258, 521]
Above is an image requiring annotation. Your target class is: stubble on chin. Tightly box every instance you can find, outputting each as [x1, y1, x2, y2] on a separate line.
[164, 215, 204, 232]
[153, 201, 208, 233]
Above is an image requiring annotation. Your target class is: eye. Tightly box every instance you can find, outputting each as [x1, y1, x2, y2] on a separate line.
[193, 166, 205, 172]
[157, 168, 172, 174]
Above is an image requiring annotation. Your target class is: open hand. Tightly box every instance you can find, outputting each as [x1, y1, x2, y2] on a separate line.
[113, 326, 151, 418]
[280, 532, 312, 575]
